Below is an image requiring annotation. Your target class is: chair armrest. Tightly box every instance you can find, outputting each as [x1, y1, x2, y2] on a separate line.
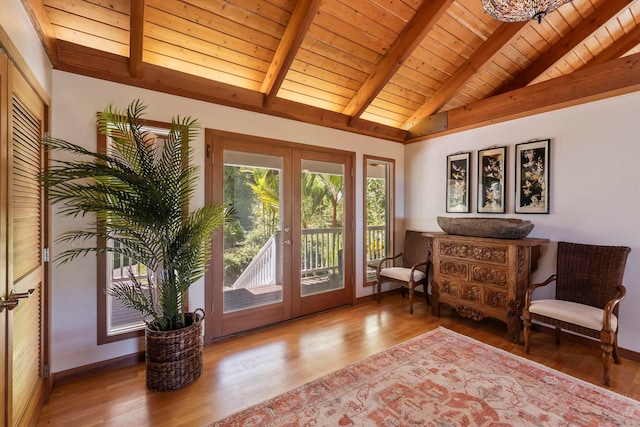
[409, 259, 430, 282]
[376, 253, 403, 275]
[524, 274, 557, 308]
[603, 285, 627, 332]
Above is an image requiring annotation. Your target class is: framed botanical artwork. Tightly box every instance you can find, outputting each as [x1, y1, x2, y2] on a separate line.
[477, 146, 506, 213]
[515, 139, 550, 214]
[446, 152, 471, 213]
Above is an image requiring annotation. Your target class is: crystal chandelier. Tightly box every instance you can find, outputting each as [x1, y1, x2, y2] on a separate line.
[481, 0, 574, 24]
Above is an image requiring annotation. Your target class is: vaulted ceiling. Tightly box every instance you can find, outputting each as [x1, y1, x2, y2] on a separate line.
[22, 0, 640, 142]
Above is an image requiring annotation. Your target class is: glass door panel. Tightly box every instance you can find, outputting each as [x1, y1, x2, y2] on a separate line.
[222, 150, 285, 313]
[293, 151, 353, 317]
[299, 159, 345, 296]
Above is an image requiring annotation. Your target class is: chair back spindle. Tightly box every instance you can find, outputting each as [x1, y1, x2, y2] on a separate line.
[556, 242, 631, 312]
[402, 230, 431, 273]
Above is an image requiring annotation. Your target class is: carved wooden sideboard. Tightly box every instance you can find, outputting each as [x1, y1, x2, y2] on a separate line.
[425, 232, 549, 343]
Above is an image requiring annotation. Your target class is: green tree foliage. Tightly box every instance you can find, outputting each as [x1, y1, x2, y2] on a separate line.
[246, 168, 280, 237]
[317, 174, 343, 227]
[301, 172, 329, 228]
[366, 177, 387, 225]
[223, 166, 346, 287]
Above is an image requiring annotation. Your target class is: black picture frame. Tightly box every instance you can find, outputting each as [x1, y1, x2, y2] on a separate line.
[477, 146, 506, 213]
[446, 152, 471, 213]
[515, 139, 550, 214]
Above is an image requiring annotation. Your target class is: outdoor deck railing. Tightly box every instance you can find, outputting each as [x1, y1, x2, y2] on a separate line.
[300, 227, 343, 277]
[365, 225, 386, 263]
[229, 226, 387, 290]
[230, 233, 278, 290]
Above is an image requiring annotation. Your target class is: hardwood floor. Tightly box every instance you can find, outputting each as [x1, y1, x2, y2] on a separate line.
[37, 294, 640, 426]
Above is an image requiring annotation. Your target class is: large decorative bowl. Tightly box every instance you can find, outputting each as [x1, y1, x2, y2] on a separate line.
[437, 216, 534, 239]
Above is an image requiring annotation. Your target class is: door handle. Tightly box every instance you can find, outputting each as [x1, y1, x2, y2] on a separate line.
[282, 240, 292, 245]
[0, 289, 34, 312]
[0, 298, 19, 312]
[11, 289, 34, 300]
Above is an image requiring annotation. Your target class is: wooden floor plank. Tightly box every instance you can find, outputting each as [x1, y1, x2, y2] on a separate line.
[37, 294, 640, 426]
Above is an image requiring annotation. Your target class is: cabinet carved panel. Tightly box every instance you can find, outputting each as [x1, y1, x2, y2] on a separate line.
[427, 232, 548, 344]
[439, 242, 473, 258]
[484, 290, 508, 309]
[440, 279, 458, 296]
[440, 241, 507, 264]
[439, 261, 468, 278]
[517, 246, 527, 279]
[454, 305, 484, 321]
[460, 284, 481, 302]
[471, 266, 506, 286]
[473, 246, 507, 264]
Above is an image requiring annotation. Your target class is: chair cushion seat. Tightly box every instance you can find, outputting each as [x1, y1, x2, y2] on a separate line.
[379, 267, 426, 282]
[529, 299, 618, 332]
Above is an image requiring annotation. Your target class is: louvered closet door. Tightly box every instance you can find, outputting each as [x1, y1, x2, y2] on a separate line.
[5, 62, 46, 427]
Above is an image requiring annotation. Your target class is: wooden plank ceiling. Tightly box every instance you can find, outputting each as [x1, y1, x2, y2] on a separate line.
[23, 0, 640, 142]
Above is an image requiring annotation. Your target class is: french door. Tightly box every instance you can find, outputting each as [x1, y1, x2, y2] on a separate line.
[205, 130, 354, 339]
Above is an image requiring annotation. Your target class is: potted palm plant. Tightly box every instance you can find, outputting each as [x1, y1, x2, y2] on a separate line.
[41, 99, 229, 391]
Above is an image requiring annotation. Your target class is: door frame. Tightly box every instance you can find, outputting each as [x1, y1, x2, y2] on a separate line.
[204, 129, 355, 342]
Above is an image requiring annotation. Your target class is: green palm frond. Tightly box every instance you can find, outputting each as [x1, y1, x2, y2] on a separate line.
[108, 273, 156, 320]
[42, 99, 228, 331]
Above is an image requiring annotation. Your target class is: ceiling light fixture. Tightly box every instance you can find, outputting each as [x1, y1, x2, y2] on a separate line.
[481, 0, 574, 24]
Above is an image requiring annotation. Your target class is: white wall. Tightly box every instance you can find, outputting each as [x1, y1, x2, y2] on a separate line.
[50, 71, 405, 372]
[405, 91, 640, 352]
[3, 0, 52, 94]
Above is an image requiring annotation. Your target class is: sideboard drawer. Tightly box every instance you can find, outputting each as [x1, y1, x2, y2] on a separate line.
[438, 241, 509, 266]
[437, 260, 468, 280]
[471, 264, 507, 287]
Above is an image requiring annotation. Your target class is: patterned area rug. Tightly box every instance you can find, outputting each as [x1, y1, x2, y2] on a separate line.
[209, 327, 640, 426]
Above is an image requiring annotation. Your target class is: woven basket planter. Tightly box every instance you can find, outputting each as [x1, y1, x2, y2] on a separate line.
[145, 309, 204, 391]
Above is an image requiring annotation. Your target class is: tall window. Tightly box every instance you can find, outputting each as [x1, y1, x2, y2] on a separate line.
[363, 156, 394, 285]
[97, 123, 171, 344]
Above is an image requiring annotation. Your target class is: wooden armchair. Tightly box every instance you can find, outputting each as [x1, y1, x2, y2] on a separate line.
[523, 241, 631, 386]
[376, 230, 431, 314]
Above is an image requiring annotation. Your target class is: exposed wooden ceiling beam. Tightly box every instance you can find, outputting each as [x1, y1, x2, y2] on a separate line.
[407, 51, 640, 141]
[270, 97, 408, 141]
[20, 0, 59, 67]
[261, 0, 322, 108]
[495, 0, 630, 95]
[54, 40, 407, 142]
[129, 0, 145, 79]
[586, 24, 640, 67]
[342, 0, 453, 122]
[403, 21, 527, 130]
[56, 39, 263, 108]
